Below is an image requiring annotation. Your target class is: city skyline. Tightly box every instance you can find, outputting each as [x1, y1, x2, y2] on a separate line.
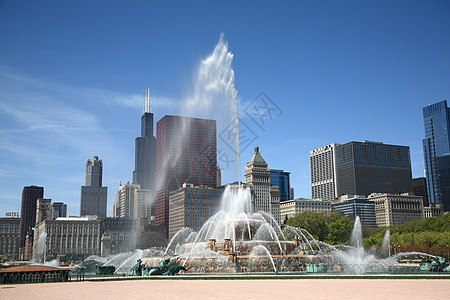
[0, 1, 449, 216]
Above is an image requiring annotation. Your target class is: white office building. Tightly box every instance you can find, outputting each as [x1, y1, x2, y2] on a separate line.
[310, 143, 340, 200]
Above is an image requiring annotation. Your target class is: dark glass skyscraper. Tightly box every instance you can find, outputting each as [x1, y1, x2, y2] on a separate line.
[133, 89, 156, 215]
[80, 156, 107, 218]
[155, 116, 217, 228]
[412, 177, 428, 207]
[335, 141, 413, 197]
[18, 185, 44, 256]
[423, 100, 450, 211]
[270, 169, 291, 202]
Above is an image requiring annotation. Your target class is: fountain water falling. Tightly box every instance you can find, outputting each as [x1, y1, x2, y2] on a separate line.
[350, 216, 363, 248]
[32, 232, 47, 265]
[249, 245, 277, 273]
[332, 216, 399, 274]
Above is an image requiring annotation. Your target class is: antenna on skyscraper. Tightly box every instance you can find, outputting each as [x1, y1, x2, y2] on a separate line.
[150, 88, 152, 113]
[144, 88, 151, 113]
[144, 89, 148, 113]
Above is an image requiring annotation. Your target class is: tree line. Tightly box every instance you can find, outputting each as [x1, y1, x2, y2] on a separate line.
[285, 211, 449, 249]
[364, 214, 449, 247]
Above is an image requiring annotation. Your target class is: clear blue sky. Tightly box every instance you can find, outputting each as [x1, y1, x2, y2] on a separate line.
[1, 0, 449, 216]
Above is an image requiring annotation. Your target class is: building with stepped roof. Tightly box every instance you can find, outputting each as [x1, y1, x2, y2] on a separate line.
[244, 146, 281, 224]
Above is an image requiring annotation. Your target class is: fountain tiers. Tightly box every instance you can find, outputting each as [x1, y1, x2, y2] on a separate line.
[143, 254, 333, 274]
[178, 239, 300, 256]
[143, 238, 333, 274]
[143, 189, 335, 274]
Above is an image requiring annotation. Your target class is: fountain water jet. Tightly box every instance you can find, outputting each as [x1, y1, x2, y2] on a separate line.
[165, 227, 195, 255]
[112, 249, 143, 274]
[350, 216, 363, 248]
[331, 216, 401, 274]
[381, 229, 391, 257]
[183, 33, 240, 183]
[31, 232, 47, 265]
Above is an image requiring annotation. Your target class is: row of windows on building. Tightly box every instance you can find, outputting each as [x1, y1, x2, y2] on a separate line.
[47, 233, 99, 251]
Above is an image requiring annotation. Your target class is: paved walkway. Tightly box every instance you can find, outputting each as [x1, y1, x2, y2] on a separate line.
[1, 279, 449, 299]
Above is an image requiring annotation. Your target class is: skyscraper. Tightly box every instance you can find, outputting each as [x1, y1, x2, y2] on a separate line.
[335, 141, 413, 197]
[80, 156, 107, 218]
[412, 177, 428, 207]
[245, 146, 281, 224]
[423, 100, 450, 211]
[155, 115, 217, 228]
[310, 141, 413, 199]
[18, 185, 44, 259]
[270, 169, 291, 203]
[133, 89, 156, 215]
[310, 143, 340, 200]
[113, 182, 151, 219]
[114, 182, 139, 218]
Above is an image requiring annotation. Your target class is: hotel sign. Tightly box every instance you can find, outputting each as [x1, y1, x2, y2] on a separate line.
[5, 212, 19, 218]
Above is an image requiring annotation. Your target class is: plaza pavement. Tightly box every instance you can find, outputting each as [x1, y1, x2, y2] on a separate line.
[1, 279, 449, 299]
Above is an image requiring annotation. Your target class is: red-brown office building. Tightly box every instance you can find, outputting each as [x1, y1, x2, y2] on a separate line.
[155, 116, 217, 228]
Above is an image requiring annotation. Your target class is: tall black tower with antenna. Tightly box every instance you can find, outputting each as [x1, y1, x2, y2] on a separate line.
[133, 89, 156, 216]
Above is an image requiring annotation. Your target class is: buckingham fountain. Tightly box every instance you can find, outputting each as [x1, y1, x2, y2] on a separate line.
[143, 185, 332, 274]
[82, 184, 449, 276]
[84, 184, 447, 276]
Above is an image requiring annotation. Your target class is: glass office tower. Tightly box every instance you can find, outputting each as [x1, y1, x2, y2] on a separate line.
[423, 100, 450, 211]
[335, 141, 413, 197]
[270, 169, 291, 202]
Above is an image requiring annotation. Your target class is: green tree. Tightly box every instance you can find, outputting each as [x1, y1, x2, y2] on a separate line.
[286, 211, 354, 245]
[363, 214, 450, 247]
[326, 217, 354, 245]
